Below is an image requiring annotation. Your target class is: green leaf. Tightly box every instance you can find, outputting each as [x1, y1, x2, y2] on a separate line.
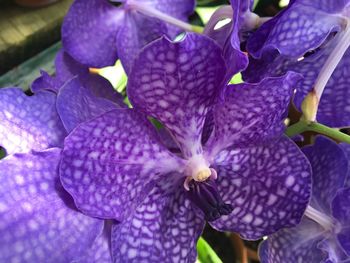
[229, 73, 243, 84]
[98, 60, 128, 93]
[197, 237, 223, 263]
[196, 7, 219, 24]
[253, 0, 260, 9]
[0, 148, 6, 160]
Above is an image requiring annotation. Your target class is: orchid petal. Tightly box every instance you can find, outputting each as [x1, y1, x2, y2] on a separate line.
[62, 0, 123, 68]
[60, 109, 185, 221]
[56, 77, 117, 133]
[111, 176, 204, 262]
[210, 136, 312, 239]
[302, 137, 348, 214]
[0, 88, 66, 155]
[0, 149, 102, 262]
[206, 72, 301, 159]
[128, 33, 226, 158]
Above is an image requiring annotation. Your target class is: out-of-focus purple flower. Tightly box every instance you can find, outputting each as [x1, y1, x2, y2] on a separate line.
[0, 55, 124, 155]
[204, 0, 261, 80]
[244, 1, 350, 127]
[244, 33, 350, 127]
[0, 149, 106, 263]
[260, 137, 350, 263]
[32, 50, 125, 106]
[59, 33, 312, 261]
[0, 87, 67, 155]
[247, 0, 350, 59]
[0, 64, 124, 261]
[61, 0, 195, 73]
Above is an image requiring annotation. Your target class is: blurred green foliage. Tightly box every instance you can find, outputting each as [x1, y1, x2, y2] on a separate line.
[0, 148, 6, 160]
[197, 237, 223, 263]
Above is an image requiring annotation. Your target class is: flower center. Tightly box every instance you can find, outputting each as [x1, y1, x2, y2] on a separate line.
[185, 154, 213, 182]
[186, 177, 233, 221]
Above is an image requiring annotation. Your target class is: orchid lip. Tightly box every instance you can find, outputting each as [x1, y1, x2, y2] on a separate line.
[186, 176, 233, 222]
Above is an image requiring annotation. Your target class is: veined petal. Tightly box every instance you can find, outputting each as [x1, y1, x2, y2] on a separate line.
[60, 109, 185, 221]
[205, 72, 301, 159]
[111, 175, 204, 262]
[259, 219, 326, 263]
[247, 0, 346, 59]
[33, 50, 125, 105]
[117, 0, 196, 73]
[210, 136, 312, 240]
[62, 0, 124, 68]
[332, 187, 350, 256]
[138, 0, 195, 37]
[31, 70, 62, 93]
[128, 33, 226, 158]
[339, 143, 350, 187]
[244, 33, 350, 127]
[0, 149, 103, 263]
[227, 0, 252, 74]
[74, 220, 113, 263]
[116, 13, 167, 75]
[302, 136, 348, 214]
[56, 77, 118, 133]
[0, 88, 66, 155]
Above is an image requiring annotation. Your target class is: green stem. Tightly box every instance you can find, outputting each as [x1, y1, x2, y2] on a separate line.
[306, 122, 350, 144]
[285, 121, 350, 144]
[285, 121, 308, 137]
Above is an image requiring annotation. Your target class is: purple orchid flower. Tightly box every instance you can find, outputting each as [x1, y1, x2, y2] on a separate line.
[203, 0, 263, 80]
[0, 50, 124, 155]
[59, 33, 312, 261]
[0, 149, 106, 263]
[243, 0, 350, 127]
[259, 137, 350, 263]
[0, 65, 126, 261]
[61, 0, 195, 74]
[247, 0, 350, 59]
[0, 87, 67, 155]
[32, 50, 125, 106]
[244, 38, 350, 127]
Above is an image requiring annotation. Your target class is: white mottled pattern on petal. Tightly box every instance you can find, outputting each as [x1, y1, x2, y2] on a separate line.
[210, 136, 311, 240]
[0, 149, 102, 263]
[206, 73, 300, 159]
[0, 88, 66, 155]
[56, 77, 117, 133]
[259, 219, 325, 263]
[302, 136, 348, 214]
[60, 109, 185, 221]
[244, 34, 350, 127]
[128, 33, 226, 158]
[111, 176, 204, 262]
[247, 0, 345, 59]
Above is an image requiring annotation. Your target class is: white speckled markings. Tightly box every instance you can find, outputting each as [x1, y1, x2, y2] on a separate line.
[247, 0, 346, 58]
[0, 88, 66, 155]
[128, 33, 226, 158]
[206, 73, 301, 158]
[0, 149, 102, 263]
[60, 109, 185, 221]
[111, 180, 205, 262]
[210, 136, 312, 239]
[56, 77, 117, 133]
